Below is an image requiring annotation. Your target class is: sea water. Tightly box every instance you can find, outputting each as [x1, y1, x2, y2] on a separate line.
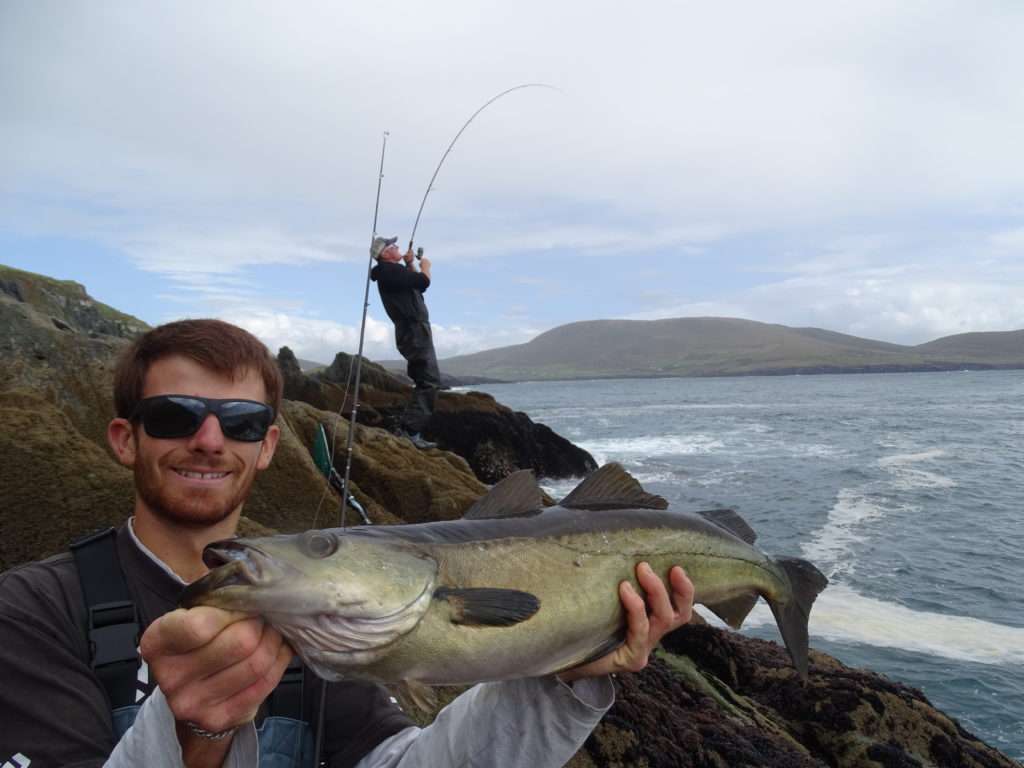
[468, 370, 1024, 761]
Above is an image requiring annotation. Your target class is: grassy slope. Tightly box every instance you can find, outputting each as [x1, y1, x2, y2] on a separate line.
[0, 263, 147, 332]
[440, 318, 1024, 381]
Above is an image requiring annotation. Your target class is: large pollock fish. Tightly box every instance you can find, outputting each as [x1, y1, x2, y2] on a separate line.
[181, 464, 828, 684]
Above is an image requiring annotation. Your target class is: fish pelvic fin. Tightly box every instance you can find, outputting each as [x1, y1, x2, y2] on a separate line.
[768, 557, 829, 679]
[390, 680, 438, 715]
[560, 462, 668, 511]
[704, 592, 760, 629]
[463, 470, 544, 520]
[434, 587, 541, 626]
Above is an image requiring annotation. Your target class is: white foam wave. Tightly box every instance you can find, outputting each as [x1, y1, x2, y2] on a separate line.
[877, 448, 947, 466]
[879, 449, 956, 490]
[801, 488, 894, 575]
[738, 583, 1024, 666]
[576, 434, 724, 465]
[788, 443, 844, 458]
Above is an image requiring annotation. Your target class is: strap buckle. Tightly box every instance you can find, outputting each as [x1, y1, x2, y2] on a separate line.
[88, 600, 140, 667]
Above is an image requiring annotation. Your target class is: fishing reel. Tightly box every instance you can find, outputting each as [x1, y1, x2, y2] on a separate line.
[415, 247, 424, 261]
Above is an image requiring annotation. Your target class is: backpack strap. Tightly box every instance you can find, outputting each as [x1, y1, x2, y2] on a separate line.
[71, 527, 310, 725]
[71, 527, 141, 709]
[266, 655, 305, 721]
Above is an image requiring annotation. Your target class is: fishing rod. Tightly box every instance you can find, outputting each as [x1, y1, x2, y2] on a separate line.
[407, 82, 559, 254]
[337, 130, 389, 528]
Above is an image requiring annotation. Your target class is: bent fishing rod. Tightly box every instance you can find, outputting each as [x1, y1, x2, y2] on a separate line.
[407, 82, 559, 255]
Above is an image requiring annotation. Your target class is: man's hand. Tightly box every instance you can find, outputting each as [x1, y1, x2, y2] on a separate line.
[558, 563, 694, 683]
[140, 607, 292, 764]
[403, 247, 415, 265]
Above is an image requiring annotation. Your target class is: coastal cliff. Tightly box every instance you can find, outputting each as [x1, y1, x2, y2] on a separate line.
[0, 264, 1016, 768]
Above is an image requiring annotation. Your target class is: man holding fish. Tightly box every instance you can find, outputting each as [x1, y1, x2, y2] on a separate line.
[0, 319, 695, 768]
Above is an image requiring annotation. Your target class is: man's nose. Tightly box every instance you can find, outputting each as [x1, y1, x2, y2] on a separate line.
[187, 413, 225, 451]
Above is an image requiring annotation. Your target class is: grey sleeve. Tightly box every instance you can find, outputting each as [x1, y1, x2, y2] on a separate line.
[353, 676, 614, 768]
[105, 687, 258, 768]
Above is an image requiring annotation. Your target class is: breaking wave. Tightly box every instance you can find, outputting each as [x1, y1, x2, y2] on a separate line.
[739, 583, 1024, 666]
[801, 488, 898, 578]
[576, 434, 725, 465]
[878, 449, 956, 490]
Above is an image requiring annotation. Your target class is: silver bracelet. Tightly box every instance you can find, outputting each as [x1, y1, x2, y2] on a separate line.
[184, 720, 238, 741]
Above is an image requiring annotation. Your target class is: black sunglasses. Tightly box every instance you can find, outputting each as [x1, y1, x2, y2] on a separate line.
[131, 395, 275, 443]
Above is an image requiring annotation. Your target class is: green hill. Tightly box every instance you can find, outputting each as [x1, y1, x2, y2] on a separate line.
[438, 318, 1024, 381]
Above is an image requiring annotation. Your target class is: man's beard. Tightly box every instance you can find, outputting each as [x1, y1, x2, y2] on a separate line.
[134, 458, 255, 528]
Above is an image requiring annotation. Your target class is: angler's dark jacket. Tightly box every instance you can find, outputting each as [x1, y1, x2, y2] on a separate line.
[0, 523, 412, 768]
[371, 261, 430, 325]
[370, 261, 435, 363]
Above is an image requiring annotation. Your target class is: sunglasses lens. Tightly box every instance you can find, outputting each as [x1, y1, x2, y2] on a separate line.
[141, 396, 205, 439]
[217, 401, 274, 442]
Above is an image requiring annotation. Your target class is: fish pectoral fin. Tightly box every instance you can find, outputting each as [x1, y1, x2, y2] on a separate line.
[390, 680, 439, 714]
[695, 509, 757, 545]
[434, 587, 540, 626]
[462, 470, 544, 519]
[559, 462, 668, 511]
[703, 592, 760, 629]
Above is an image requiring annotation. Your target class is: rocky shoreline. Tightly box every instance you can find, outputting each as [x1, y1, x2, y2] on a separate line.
[1, 265, 1018, 767]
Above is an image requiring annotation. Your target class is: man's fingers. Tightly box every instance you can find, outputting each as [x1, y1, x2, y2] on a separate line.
[180, 635, 294, 732]
[141, 607, 249, 658]
[636, 562, 675, 626]
[619, 580, 650, 651]
[224, 642, 294, 730]
[182, 623, 288, 706]
[669, 566, 695, 624]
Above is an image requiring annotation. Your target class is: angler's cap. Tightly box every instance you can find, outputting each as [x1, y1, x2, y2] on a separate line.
[371, 236, 398, 260]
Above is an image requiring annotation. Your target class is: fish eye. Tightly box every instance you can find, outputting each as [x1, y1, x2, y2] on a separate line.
[304, 530, 339, 558]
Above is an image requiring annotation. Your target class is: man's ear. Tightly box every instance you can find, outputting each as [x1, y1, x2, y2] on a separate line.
[107, 418, 137, 467]
[256, 424, 280, 471]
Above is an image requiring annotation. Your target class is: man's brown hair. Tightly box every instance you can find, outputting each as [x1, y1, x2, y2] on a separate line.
[113, 319, 284, 418]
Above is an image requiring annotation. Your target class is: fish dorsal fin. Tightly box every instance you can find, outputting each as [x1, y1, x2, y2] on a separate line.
[463, 470, 543, 520]
[559, 463, 668, 511]
[696, 509, 757, 545]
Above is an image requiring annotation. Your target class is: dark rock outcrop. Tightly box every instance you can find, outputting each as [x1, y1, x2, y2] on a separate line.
[426, 390, 598, 483]
[567, 625, 1017, 768]
[277, 348, 598, 483]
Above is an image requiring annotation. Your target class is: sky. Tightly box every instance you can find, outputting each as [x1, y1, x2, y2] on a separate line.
[2, 1, 1023, 364]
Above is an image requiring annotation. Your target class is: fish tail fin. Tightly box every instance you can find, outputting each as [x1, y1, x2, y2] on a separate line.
[768, 557, 828, 679]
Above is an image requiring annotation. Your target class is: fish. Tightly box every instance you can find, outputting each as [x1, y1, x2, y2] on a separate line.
[180, 463, 828, 684]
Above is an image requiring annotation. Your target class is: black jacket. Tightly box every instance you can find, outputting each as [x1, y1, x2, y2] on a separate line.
[370, 261, 431, 328]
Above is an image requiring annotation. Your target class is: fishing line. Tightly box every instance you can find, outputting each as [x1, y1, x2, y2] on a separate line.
[407, 82, 559, 252]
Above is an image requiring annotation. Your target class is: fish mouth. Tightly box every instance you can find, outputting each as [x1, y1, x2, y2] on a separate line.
[179, 540, 291, 608]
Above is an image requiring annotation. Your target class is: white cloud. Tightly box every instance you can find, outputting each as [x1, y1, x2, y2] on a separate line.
[222, 311, 393, 365]
[989, 228, 1024, 254]
[122, 229, 354, 275]
[5, 1, 1024, 350]
[629, 262, 1024, 344]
